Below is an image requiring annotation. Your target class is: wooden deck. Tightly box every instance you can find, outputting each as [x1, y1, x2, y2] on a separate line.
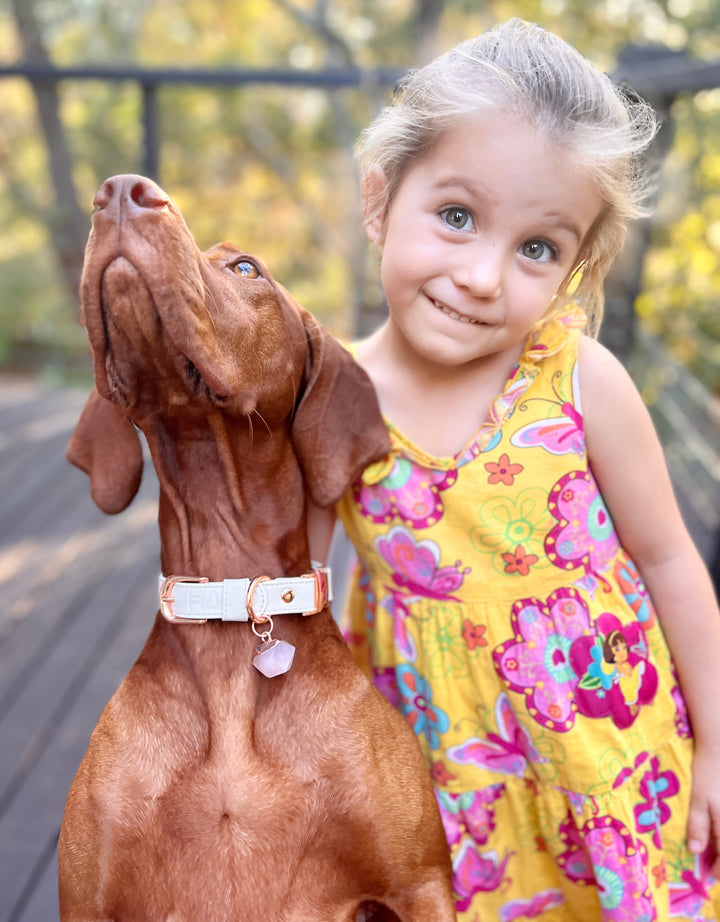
[0, 375, 160, 922]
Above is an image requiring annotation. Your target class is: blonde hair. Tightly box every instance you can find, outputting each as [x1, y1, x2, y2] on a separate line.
[356, 18, 659, 335]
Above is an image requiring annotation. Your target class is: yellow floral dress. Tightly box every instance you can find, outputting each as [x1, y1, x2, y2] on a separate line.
[337, 309, 720, 922]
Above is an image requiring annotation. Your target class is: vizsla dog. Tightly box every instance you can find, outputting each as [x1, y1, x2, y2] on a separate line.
[58, 174, 455, 922]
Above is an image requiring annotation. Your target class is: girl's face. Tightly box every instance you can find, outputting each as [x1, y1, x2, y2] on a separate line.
[365, 117, 603, 370]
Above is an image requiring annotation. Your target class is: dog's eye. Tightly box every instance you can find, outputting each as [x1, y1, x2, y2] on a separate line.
[231, 260, 261, 279]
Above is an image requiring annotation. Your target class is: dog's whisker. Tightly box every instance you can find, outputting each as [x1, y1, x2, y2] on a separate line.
[251, 408, 272, 438]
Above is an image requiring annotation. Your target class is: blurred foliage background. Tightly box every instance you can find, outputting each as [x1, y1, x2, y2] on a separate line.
[0, 0, 718, 388]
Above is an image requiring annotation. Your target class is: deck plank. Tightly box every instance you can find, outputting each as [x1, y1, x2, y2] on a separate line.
[0, 376, 160, 922]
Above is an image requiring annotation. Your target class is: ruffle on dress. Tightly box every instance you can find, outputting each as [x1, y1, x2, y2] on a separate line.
[360, 306, 588, 484]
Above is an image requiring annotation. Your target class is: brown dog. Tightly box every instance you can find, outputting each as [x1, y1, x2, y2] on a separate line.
[58, 175, 455, 921]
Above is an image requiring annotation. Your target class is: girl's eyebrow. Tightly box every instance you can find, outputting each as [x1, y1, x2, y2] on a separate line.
[432, 177, 488, 198]
[544, 215, 584, 244]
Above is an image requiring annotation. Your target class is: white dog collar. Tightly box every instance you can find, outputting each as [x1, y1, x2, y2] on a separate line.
[159, 567, 332, 626]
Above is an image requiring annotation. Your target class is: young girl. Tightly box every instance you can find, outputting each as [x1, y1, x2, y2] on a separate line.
[310, 18, 720, 921]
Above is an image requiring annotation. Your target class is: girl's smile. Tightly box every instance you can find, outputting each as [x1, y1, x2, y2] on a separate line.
[432, 299, 490, 326]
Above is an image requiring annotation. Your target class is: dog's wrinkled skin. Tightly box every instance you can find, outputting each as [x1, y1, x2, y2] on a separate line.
[58, 175, 456, 922]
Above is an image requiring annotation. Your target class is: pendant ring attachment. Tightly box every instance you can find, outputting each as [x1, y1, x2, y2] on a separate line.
[246, 574, 273, 638]
[251, 614, 274, 644]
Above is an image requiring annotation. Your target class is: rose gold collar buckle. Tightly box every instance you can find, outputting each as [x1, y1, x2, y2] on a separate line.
[160, 575, 210, 624]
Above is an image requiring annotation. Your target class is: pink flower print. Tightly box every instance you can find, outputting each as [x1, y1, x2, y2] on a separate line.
[436, 786, 504, 848]
[633, 756, 680, 848]
[462, 619, 488, 650]
[452, 839, 514, 912]
[570, 612, 658, 730]
[501, 544, 539, 576]
[446, 692, 548, 779]
[396, 664, 449, 751]
[546, 470, 620, 574]
[493, 588, 591, 732]
[557, 813, 595, 884]
[353, 455, 456, 528]
[613, 554, 656, 628]
[485, 452, 524, 486]
[558, 812, 654, 921]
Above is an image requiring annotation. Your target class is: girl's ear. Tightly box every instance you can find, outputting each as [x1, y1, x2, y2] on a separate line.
[361, 165, 388, 245]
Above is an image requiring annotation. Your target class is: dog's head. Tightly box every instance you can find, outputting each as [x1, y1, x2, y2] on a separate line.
[69, 175, 389, 516]
[80, 175, 310, 422]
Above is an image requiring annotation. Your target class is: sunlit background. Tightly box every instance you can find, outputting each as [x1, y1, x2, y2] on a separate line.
[0, 0, 718, 377]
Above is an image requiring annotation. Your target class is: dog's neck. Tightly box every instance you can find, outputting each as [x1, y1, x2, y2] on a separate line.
[142, 412, 312, 582]
[139, 411, 336, 691]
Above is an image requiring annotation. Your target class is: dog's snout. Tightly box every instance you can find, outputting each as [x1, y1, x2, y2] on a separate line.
[93, 174, 170, 214]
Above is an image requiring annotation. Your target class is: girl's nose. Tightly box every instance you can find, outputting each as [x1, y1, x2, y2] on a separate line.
[451, 248, 502, 299]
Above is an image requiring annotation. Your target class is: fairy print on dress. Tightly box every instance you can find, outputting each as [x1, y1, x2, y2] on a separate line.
[570, 612, 658, 729]
[546, 469, 621, 575]
[446, 691, 549, 778]
[493, 588, 591, 733]
[354, 453, 457, 528]
[511, 365, 585, 456]
[374, 525, 471, 660]
[494, 593, 657, 731]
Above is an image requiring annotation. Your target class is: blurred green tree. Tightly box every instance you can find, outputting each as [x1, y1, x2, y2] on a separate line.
[0, 0, 717, 382]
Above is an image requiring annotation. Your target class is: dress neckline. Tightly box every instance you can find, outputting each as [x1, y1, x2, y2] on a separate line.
[354, 307, 586, 481]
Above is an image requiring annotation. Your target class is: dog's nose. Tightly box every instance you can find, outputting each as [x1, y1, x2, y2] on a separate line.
[93, 174, 170, 213]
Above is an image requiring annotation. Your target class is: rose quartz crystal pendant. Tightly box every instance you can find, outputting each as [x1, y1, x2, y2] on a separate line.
[252, 638, 295, 677]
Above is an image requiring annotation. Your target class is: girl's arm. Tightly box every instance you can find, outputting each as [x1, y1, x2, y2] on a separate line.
[579, 335, 720, 871]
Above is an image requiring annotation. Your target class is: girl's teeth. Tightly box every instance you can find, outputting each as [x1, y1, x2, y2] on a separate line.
[435, 301, 477, 325]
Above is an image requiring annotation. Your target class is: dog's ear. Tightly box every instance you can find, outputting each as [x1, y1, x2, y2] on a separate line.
[67, 388, 143, 514]
[291, 311, 390, 509]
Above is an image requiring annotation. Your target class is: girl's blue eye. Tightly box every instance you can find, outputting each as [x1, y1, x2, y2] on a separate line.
[442, 207, 473, 231]
[521, 240, 555, 262]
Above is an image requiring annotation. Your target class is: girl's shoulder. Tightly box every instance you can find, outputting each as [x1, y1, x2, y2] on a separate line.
[576, 334, 636, 401]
